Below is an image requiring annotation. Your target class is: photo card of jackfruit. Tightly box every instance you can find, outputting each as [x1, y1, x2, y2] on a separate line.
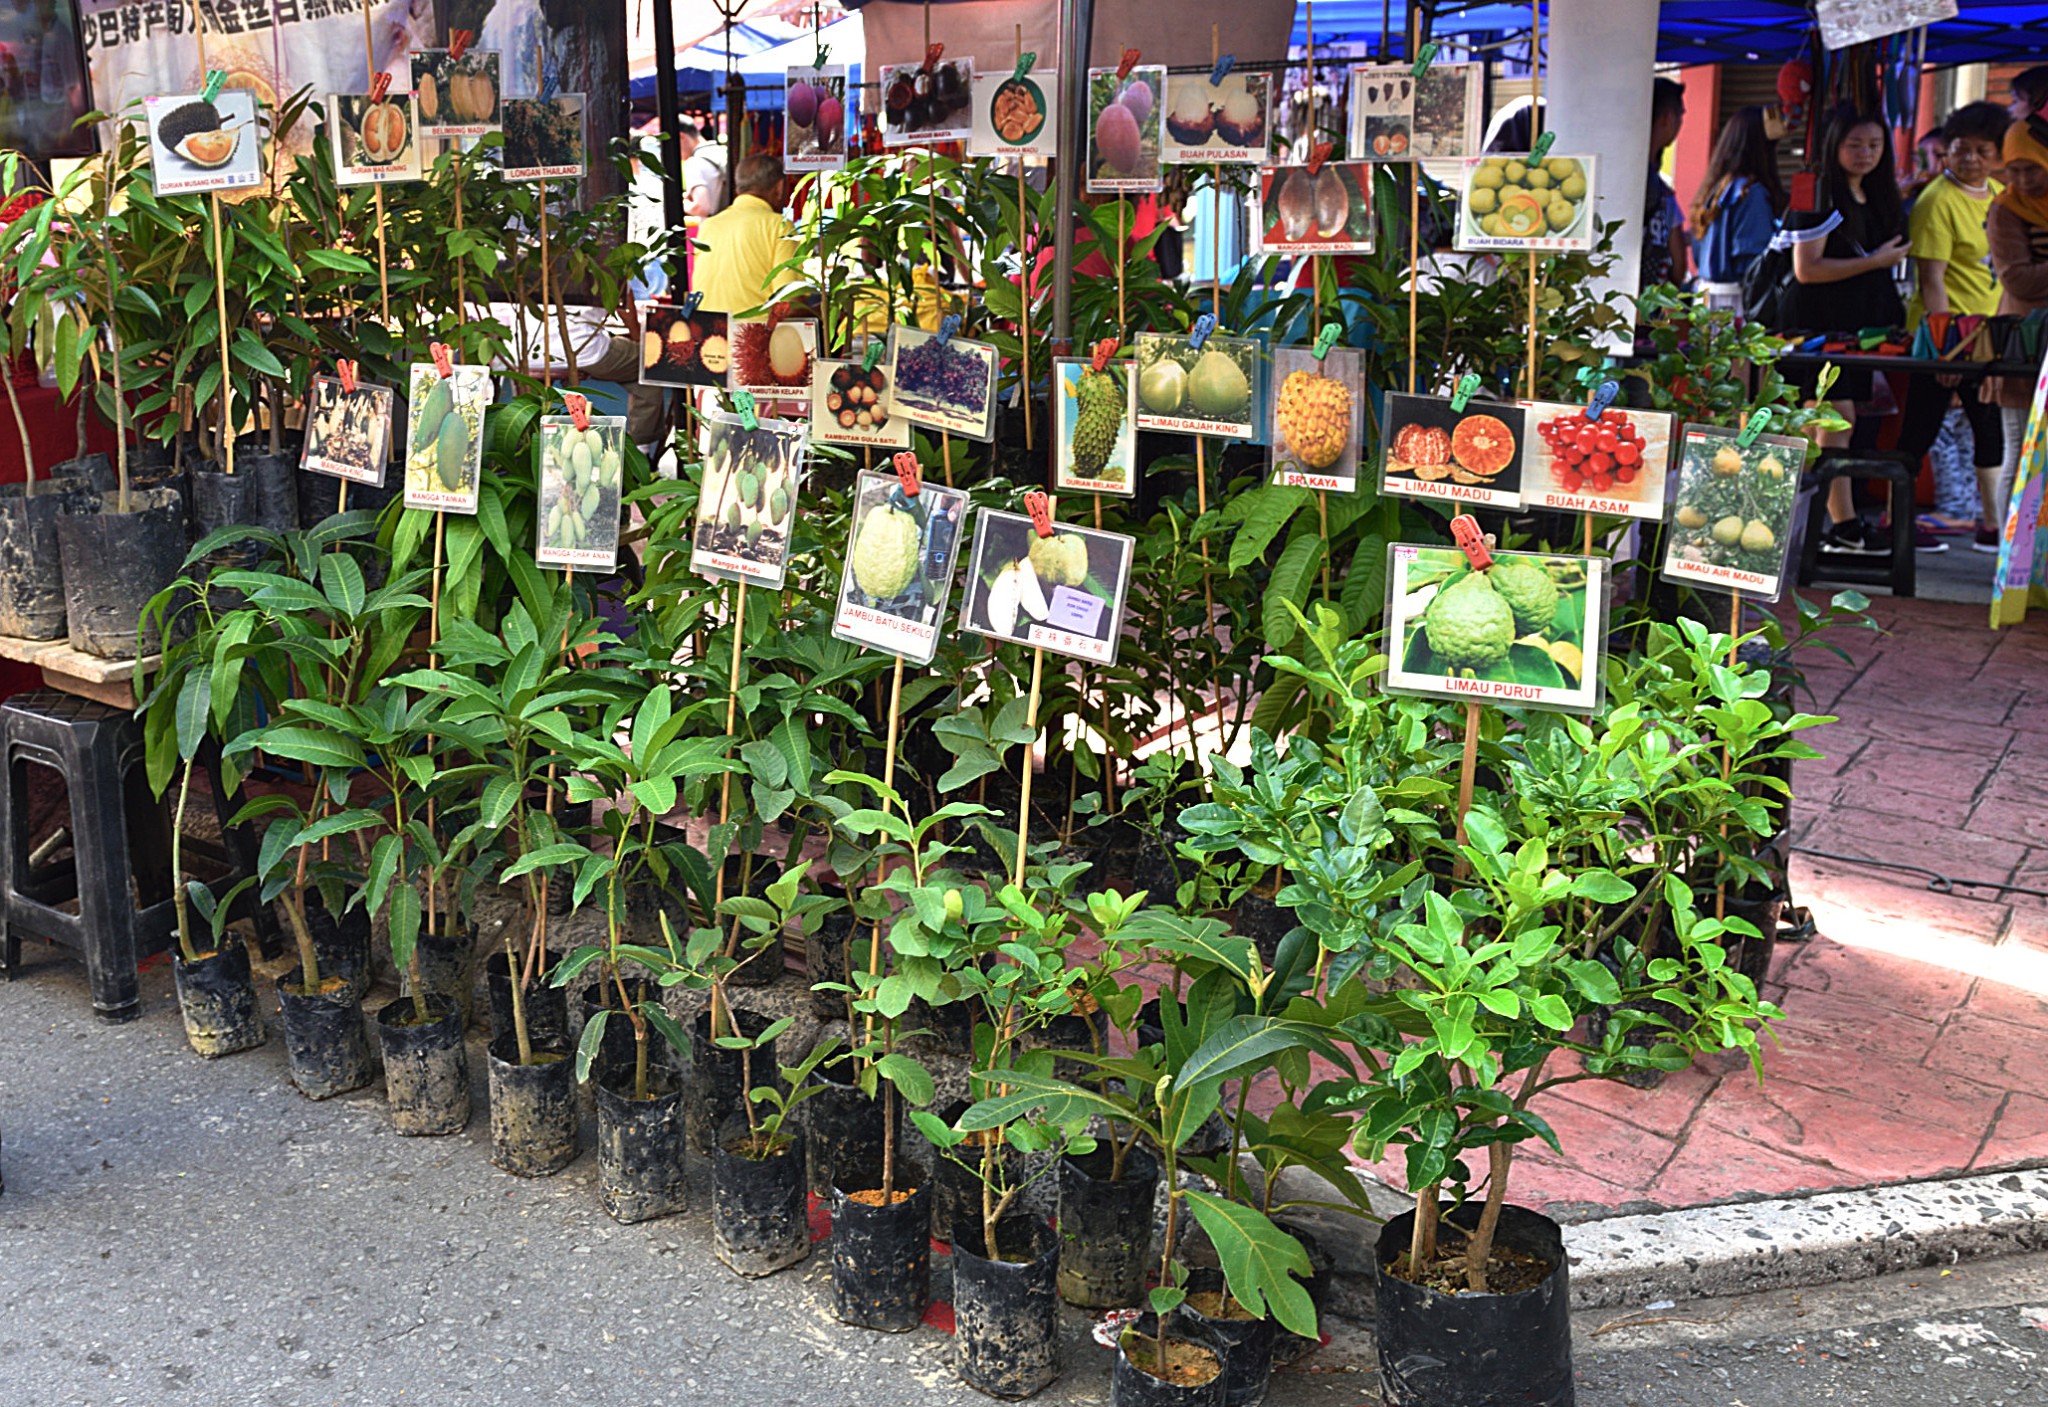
[1054, 357, 1138, 497]
[833, 469, 971, 665]
[330, 94, 423, 186]
[411, 50, 502, 139]
[403, 363, 492, 514]
[1383, 544, 1607, 715]
[301, 376, 394, 487]
[692, 408, 807, 591]
[535, 416, 626, 573]
[1270, 346, 1366, 493]
[1131, 332, 1262, 440]
[1380, 392, 1526, 509]
[145, 92, 264, 196]
[959, 509, 1134, 667]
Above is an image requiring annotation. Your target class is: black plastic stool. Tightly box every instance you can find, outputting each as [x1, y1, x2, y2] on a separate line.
[1797, 452, 1917, 598]
[0, 691, 177, 1021]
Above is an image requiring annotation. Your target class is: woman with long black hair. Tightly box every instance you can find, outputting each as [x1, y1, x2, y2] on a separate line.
[1689, 105, 1785, 307]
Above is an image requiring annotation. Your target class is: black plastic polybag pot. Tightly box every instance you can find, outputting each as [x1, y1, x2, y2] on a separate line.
[1057, 1143, 1158, 1308]
[55, 488, 185, 659]
[404, 922, 477, 1029]
[486, 950, 567, 1051]
[1113, 1312, 1226, 1407]
[687, 1007, 776, 1154]
[1373, 1204, 1574, 1407]
[375, 995, 470, 1136]
[486, 1033, 579, 1176]
[171, 939, 265, 1058]
[711, 1135, 809, 1276]
[1175, 1268, 1276, 1407]
[596, 1067, 688, 1223]
[831, 1159, 931, 1331]
[0, 478, 91, 639]
[806, 1063, 899, 1197]
[299, 899, 370, 1006]
[953, 1215, 1061, 1399]
[807, 908, 860, 1018]
[277, 968, 374, 1099]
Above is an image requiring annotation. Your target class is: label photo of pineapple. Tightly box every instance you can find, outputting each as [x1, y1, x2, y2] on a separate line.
[1054, 358, 1138, 497]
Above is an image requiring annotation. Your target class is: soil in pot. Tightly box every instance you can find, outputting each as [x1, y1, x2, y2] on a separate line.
[1056, 1142, 1158, 1308]
[486, 1033, 580, 1176]
[1177, 1269, 1275, 1407]
[953, 1214, 1062, 1399]
[485, 950, 567, 1051]
[711, 1134, 809, 1276]
[55, 487, 186, 659]
[403, 922, 477, 1029]
[595, 1066, 688, 1223]
[171, 939, 265, 1058]
[687, 1007, 777, 1154]
[1374, 1203, 1573, 1407]
[277, 968, 375, 1099]
[375, 995, 471, 1136]
[0, 478, 92, 639]
[807, 1063, 901, 1198]
[1114, 1313, 1226, 1407]
[830, 1159, 931, 1332]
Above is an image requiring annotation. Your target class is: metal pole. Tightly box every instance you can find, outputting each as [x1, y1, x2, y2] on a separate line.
[652, 0, 685, 237]
[1050, 0, 1095, 349]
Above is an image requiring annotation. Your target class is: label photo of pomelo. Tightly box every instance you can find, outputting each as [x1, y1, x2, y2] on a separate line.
[1383, 544, 1606, 715]
[1132, 332, 1261, 440]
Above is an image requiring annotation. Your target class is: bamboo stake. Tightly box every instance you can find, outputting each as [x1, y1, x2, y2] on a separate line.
[537, 41, 554, 386]
[709, 579, 749, 1039]
[1407, 11, 1421, 396]
[1525, 0, 1541, 398]
[1018, 23, 1033, 454]
[210, 196, 234, 473]
[1013, 643, 1046, 886]
[361, 7, 391, 328]
[1453, 699, 1481, 849]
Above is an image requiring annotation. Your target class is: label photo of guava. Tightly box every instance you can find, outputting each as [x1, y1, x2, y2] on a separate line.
[1657, 424, 1806, 603]
[1383, 545, 1606, 714]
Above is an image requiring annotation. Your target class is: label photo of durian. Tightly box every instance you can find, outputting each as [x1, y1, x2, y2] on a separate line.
[833, 471, 970, 665]
[1257, 161, 1374, 255]
[402, 363, 493, 514]
[330, 94, 422, 186]
[144, 91, 264, 196]
[691, 409, 807, 590]
[535, 415, 625, 572]
[1054, 358, 1138, 497]
[959, 510, 1135, 666]
[811, 358, 909, 450]
[301, 376, 394, 487]
[1455, 154, 1596, 252]
[1380, 392, 1525, 509]
[1270, 347, 1365, 493]
[1383, 545, 1606, 715]
[412, 49, 502, 139]
[1132, 332, 1261, 440]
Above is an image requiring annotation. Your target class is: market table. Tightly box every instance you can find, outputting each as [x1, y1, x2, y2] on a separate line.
[0, 634, 151, 709]
[1772, 351, 2039, 380]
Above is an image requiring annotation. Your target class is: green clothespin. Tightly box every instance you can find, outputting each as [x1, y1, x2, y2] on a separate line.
[863, 339, 885, 372]
[201, 70, 227, 103]
[1530, 130, 1556, 164]
[734, 390, 758, 430]
[1411, 42, 1440, 80]
[1736, 409, 1771, 447]
[1312, 323, 1341, 361]
[1450, 373, 1480, 412]
[1014, 52, 1037, 83]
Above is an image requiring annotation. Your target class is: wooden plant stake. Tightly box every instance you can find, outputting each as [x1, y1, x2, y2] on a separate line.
[1014, 491, 1059, 884]
[1448, 515, 1495, 857]
[1016, 28, 1034, 454]
[1524, 2, 1544, 400]
[708, 575, 750, 1041]
[1407, 22, 1429, 394]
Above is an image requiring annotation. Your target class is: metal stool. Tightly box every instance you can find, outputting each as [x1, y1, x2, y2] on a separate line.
[1797, 452, 1917, 598]
[0, 691, 177, 1021]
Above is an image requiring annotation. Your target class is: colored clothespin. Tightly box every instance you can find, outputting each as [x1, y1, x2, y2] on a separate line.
[1450, 373, 1480, 412]
[370, 72, 391, 103]
[1023, 490, 1054, 537]
[1014, 53, 1036, 83]
[1530, 131, 1556, 164]
[1411, 42, 1440, 80]
[1736, 409, 1771, 447]
[892, 450, 922, 496]
[201, 70, 226, 103]
[1584, 378, 1619, 421]
[430, 342, 454, 378]
[336, 359, 358, 394]
[733, 390, 758, 430]
[1189, 313, 1215, 351]
[1312, 324, 1341, 361]
[1212, 54, 1235, 86]
[863, 339, 885, 372]
[680, 291, 703, 318]
[937, 313, 960, 346]
[1090, 337, 1118, 372]
[1117, 48, 1141, 81]
[1307, 141, 1334, 175]
[924, 43, 945, 73]
[449, 30, 474, 63]
[1450, 514, 1494, 572]
[564, 392, 591, 430]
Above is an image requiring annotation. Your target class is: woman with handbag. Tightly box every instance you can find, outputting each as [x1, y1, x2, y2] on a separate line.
[1985, 114, 2048, 552]
[1689, 107, 1785, 310]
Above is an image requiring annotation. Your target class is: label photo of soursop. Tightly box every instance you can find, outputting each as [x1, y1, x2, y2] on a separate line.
[1382, 544, 1606, 714]
[1054, 357, 1138, 497]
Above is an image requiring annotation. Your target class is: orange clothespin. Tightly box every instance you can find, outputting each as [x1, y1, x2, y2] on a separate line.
[1090, 337, 1117, 372]
[336, 359, 358, 394]
[1450, 514, 1493, 572]
[1117, 48, 1141, 80]
[564, 392, 590, 430]
[370, 72, 391, 103]
[892, 450, 921, 497]
[430, 342, 454, 378]
[449, 30, 474, 62]
[1023, 490, 1054, 537]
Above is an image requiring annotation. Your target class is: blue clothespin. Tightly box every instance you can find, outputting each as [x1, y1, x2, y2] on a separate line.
[1411, 42, 1440, 80]
[1530, 131, 1556, 164]
[734, 391, 758, 430]
[681, 291, 703, 319]
[1584, 379, 1619, 421]
[1736, 409, 1771, 447]
[539, 56, 559, 103]
[1189, 313, 1216, 351]
[937, 313, 960, 346]
[1450, 373, 1480, 413]
[1212, 54, 1235, 86]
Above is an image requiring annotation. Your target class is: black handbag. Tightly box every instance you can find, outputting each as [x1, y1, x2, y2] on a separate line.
[1739, 236, 1797, 328]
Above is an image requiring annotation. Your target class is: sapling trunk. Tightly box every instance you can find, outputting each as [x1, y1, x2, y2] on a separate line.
[73, 378, 88, 461]
[3, 353, 35, 489]
[1407, 1183, 1441, 1275]
[283, 888, 321, 991]
[504, 924, 533, 1064]
[170, 756, 199, 963]
[880, 1021, 898, 1203]
[1463, 1138, 1512, 1292]
[1155, 1139, 1181, 1367]
[267, 379, 281, 456]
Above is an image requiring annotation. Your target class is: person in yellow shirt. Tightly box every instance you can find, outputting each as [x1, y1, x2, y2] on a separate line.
[1897, 101, 2009, 549]
[691, 154, 802, 316]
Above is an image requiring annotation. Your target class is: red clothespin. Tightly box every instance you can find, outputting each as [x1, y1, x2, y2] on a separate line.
[1117, 48, 1141, 81]
[564, 392, 591, 431]
[449, 30, 474, 62]
[892, 451, 922, 497]
[430, 342, 454, 378]
[1090, 337, 1117, 372]
[1307, 142, 1334, 176]
[370, 71, 391, 103]
[1023, 490, 1054, 538]
[923, 43, 945, 73]
[1450, 514, 1494, 572]
[336, 359, 358, 394]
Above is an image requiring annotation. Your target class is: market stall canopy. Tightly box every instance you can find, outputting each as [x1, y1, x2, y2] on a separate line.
[713, 17, 867, 110]
[628, 0, 851, 98]
[844, 0, 1296, 73]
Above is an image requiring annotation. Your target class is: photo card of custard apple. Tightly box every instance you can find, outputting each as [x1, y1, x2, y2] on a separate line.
[301, 375, 395, 487]
[329, 93, 422, 187]
[144, 91, 264, 196]
[535, 415, 626, 573]
[411, 49, 502, 139]
[1657, 423, 1806, 604]
[1270, 346, 1366, 493]
[402, 362, 493, 515]
[1086, 65, 1165, 192]
[1132, 332, 1261, 440]
[1455, 153, 1596, 252]
[691, 407, 808, 590]
[1380, 391, 1526, 509]
[1384, 544, 1607, 715]
[959, 509, 1135, 666]
[1257, 161, 1374, 254]
[1055, 357, 1138, 497]
[833, 470, 971, 665]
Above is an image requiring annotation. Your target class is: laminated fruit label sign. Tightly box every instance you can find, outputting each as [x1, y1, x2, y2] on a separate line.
[535, 416, 625, 572]
[692, 410, 807, 590]
[403, 363, 492, 514]
[1257, 162, 1374, 255]
[329, 93, 422, 186]
[1381, 393, 1526, 509]
[1456, 154, 1597, 252]
[1055, 358, 1138, 496]
[833, 470, 971, 666]
[959, 510, 1135, 666]
[640, 304, 731, 389]
[785, 67, 849, 172]
[1658, 423, 1806, 602]
[1346, 63, 1483, 165]
[1160, 69, 1270, 165]
[301, 376, 394, 486]
[1132, 332, 1261, 439]
[970, 67, 1058, 159]
[730, 317, 818, 402]
[144, 91, 264, 195]
[886, 325, 999, 442]
[812, 357, 909, 449]
[501, 95, 587, 181]
[1384, 545, 1606, 714]
[412, 49, 501, 139]
[1086, 65, 1164, 192]
[880, 58, 975, 147]
[1270, 347, 1364, 492]
[1522, 401, 1676, 519]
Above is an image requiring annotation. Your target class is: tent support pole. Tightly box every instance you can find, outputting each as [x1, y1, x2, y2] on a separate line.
[653, 0, 685, 258]
[1050, 0, 1094, 351]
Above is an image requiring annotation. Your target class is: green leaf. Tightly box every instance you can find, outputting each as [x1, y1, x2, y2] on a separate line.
[1228, 486, 1312, 572]
[1180, 1189, 1318, 1339]
[576, 1008, 609, 1082]
[1529, 993, 1573, 1030]
[1262, 534, 1325, 649]
[874, 1052, 934, 1108]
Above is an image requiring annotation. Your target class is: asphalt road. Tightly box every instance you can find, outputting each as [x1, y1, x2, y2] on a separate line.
[2, 948, 2044, 1406]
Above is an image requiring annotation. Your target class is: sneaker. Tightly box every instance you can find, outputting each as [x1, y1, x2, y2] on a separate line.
[1915, 525, 1949, 553]
[1973, 527, 2001, 554]
[1819, 517, 1881, 554]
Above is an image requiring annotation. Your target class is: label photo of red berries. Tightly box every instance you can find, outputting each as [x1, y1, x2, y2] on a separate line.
[1521, 401, 1676, 521]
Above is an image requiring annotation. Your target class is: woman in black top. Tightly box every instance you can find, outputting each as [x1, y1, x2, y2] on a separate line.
[1786, 109, 1911, 552]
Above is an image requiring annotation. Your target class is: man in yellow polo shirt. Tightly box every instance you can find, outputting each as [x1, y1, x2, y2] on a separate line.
[692, 154, 801, 315]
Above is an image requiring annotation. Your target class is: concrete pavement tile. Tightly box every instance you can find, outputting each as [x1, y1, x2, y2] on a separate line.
[1804, 707, 2013, 760]
[1960, 797, 2048, 847]
[1779, 935, 1976, 1013]
[1696, 1071, 1983, 1183]
[1959, 976, 2048, 1026]
[1831, 741, 1999, 804]
[1925, 1010, 2048, 1090]
[1972, 1092, 2048, 1169]
[1791, 852, 2018, 944]
[1646, 1123, 1844, 1205]
[1538, 1062, 1722, 1141]
[1517, 1095, 1679, 1189]
[1507, 1160, 1634, 1216]
[1833, 664, 2020, 726]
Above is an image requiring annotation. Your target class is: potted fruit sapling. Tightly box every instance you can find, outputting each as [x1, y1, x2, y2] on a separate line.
[711, 1031, 836, 1276]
